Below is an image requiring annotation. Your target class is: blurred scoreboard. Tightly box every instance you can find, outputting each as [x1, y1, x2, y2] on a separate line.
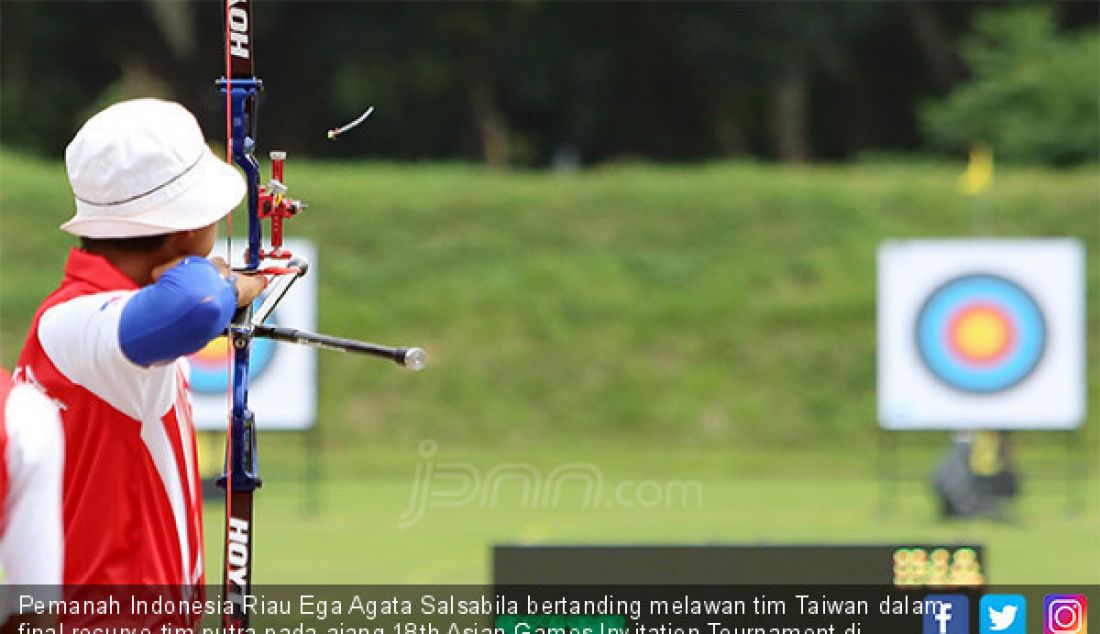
[493, 544, 985, 586]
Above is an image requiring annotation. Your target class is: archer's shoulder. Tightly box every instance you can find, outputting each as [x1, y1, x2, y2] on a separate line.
[39, 289, 135, 334]
[35, 290, 139, 378]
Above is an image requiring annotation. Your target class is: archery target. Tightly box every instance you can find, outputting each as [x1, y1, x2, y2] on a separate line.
[878, 239, 1085, 430]
[915, 274, 1045, 394]
[189, 238, 318, 431]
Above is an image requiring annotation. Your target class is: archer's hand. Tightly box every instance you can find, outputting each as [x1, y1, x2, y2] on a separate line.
[209, 256, 267, 307]
[234, 274, 267, 308]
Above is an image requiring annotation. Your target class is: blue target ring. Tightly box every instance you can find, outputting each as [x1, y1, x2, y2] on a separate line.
[916, 274, 1045, 394]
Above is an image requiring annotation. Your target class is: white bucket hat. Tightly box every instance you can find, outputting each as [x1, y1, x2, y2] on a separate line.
[61, 98, 245, 238]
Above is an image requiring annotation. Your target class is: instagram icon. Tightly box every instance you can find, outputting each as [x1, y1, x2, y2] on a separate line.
[1045, 595, 1087, 634]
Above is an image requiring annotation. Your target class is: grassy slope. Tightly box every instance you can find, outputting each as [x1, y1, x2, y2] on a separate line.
[3, 152, 1096, 446]
[3, 150, 1098, 583]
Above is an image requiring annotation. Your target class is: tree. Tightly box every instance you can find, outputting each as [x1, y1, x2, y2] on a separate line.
[922, 6, 1100, 165]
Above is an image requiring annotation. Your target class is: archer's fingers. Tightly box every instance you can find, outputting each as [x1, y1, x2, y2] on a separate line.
[208, 256, 230, 275]
[235, 274, 267, 307]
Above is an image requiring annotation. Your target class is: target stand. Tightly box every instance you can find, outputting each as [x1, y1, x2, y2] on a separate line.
[876, 239, 1087, 519]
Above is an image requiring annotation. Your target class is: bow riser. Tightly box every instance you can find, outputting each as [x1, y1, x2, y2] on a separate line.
[215, 3, 425, 628]
[219, 0, 262, 628]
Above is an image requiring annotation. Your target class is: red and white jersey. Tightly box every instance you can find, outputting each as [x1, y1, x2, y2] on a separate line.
[15, 248, 205, 589]
[0, 372, 63, 585]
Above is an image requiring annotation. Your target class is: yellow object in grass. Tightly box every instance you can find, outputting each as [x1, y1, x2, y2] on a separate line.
[958, 143, 994, 196]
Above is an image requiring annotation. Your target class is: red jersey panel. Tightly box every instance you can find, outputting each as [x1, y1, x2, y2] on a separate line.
[15, 249, 204, 589]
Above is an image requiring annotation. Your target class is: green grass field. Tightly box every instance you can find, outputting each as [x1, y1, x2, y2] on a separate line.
[2, 149, 1098, 584]
[198, 440, 1100, 585]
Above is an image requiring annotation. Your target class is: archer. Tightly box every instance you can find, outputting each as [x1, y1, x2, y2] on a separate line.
[13, 98, 265, 623]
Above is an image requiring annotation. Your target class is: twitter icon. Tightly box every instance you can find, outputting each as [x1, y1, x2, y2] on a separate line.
[981, 595, 1026, 634]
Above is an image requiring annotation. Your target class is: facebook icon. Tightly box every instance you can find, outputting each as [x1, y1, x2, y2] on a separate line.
[924, 595, 970, 634]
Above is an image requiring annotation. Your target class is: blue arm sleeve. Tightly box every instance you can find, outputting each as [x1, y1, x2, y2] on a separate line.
[119, 257, 238, 366]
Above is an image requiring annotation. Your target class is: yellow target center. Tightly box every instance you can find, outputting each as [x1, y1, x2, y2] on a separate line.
[196, 335, 229, 358]
[954, 307, 1010, 361]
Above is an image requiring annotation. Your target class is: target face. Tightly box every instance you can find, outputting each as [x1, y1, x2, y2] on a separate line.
[916, 274, 1045, 394]
[877, 239, 1084, 430]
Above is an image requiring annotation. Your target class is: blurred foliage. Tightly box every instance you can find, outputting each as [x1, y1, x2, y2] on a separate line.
[1, 2, 1096, 165]
[2, 151, 1095, 447]
[923, 6, 1100, 165]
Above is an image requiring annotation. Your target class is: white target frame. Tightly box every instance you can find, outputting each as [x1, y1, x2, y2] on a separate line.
[877, 239, 1085, 430]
